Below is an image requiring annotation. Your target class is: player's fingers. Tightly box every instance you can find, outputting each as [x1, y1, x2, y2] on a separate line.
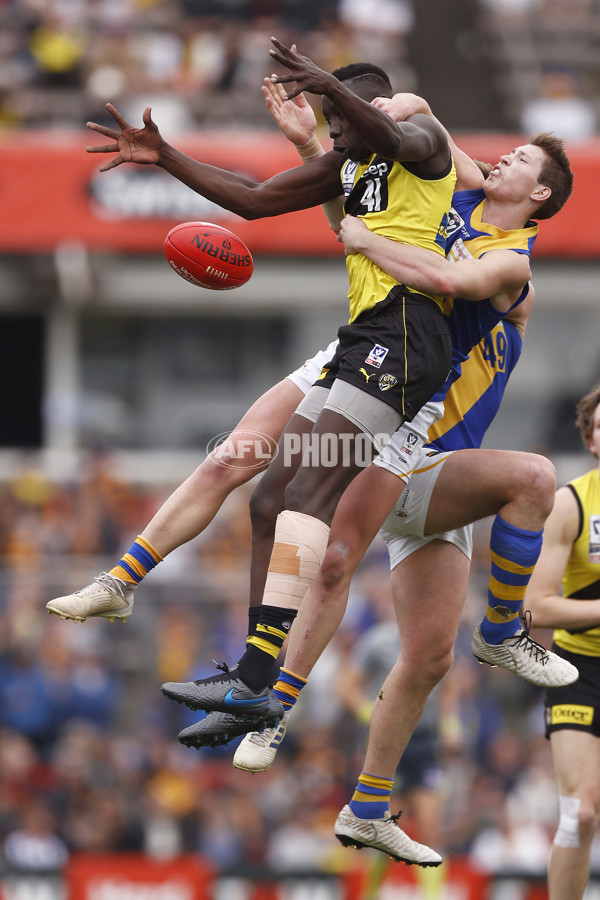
[98, 157, 122, 172]
[284, 86, 302, 101]
[105, 102, 129, 128]
[270, 36, 291, 55]
[262, 78, 283, 104]
[272, 79, 288, 101]
[268, 48, 286, 66]
[271, 74, 295, 85]
[86, 122, 117, 138]
[85, 143, 119, 154]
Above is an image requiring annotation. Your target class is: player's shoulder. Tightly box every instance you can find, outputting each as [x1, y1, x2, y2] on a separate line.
[553, 481, 586, 543]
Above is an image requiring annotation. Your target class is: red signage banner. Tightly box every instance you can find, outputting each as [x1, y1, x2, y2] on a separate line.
[1, 131, 597, 257]
[66, 854, 214, 900]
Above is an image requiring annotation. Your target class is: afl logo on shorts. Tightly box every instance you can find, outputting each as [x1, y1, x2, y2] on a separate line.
[379, 374, 398, 391]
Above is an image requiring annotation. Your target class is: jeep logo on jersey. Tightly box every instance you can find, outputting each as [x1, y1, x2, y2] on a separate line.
[344, 155, 390, 215]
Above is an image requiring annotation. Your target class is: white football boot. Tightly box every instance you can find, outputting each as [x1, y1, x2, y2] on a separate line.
[46, 572, 135, 622]
[233, 711, 289, 772]
[471, 613, 578, 688]
[335, 805, 442, 866]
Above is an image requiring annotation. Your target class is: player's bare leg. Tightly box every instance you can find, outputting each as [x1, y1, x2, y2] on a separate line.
[233, 464, 405, 770]
[276, 462, 405, 676]
[363, 540, 468, 779]
[46, 378, 304, 622]
[548, 730, 600, 900]
[424, 449, 577, 687]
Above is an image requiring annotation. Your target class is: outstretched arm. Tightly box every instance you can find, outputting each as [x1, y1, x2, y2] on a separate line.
[373, 93, 485, 190]
[339, 215, 531, 309]
[262, 78, 344, 232]
[269, 38, 449, 169]
[86, 102, 342, 219]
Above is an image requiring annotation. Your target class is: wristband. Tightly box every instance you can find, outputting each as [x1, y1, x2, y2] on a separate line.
[296, 136, 323, 160]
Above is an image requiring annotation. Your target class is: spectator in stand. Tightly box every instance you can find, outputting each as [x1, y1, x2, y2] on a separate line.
[2, 801, 68, 872]
[521, 67, 597, 142]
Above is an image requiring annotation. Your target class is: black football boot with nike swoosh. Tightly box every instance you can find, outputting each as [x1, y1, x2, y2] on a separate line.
[161, 661, 284, 723]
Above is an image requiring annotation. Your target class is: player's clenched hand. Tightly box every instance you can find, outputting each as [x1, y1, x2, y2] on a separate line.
[262, 76, 317, 147]
[372, 93, 431, 123]
[85, 103, 165, 171]
[268, 36, 336, 101]
[338, 215, 370, 255]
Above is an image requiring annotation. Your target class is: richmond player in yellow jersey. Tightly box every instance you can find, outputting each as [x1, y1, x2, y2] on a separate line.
[88, 39, 460, 722]
[526, 385, 600, 900]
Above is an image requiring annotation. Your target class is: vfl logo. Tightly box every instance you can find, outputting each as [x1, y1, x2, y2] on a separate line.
[342, 160, 359, 196]
[446, 206, 466, 239]
[317, 367, 330, 381]
[359, 367, 375, 383]
[379, 374, 398, 391]
[365, 344, 389, 368]
[589, 514, 600, 562]
[400, 431, 419, 455]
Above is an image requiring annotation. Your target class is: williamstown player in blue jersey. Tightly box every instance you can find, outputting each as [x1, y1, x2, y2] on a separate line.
[190, 91, 575, 864]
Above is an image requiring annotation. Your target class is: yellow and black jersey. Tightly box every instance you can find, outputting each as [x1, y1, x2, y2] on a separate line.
[341, 154, 456, 323]
[553, 468, 600, 656]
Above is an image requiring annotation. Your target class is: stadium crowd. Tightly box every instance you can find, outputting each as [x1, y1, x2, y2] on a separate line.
[0, 0, 597, 134]
[0, 449, 597, 876]
[0, 0, 599, 885]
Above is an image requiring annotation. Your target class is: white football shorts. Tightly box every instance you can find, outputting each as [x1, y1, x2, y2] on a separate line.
[378, 444, 474, 569]
[286, 339, 339, 395]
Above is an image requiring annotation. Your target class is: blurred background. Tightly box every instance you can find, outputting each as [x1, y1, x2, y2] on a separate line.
[0, 0, 600, 897]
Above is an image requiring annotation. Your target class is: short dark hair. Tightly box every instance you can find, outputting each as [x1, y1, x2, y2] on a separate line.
[474, 159, 493, 178]
[331, 62, 392, 96]
[575, 384, 600, 456]
[529, 132, 574, 220]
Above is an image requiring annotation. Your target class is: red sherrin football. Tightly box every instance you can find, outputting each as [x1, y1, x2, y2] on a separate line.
[164, 221, 254, 290]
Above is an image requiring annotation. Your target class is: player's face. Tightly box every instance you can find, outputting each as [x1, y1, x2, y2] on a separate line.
[484, 144, 547, 203]
[589, 403, 600, 458]
[321, 91, 373, 163]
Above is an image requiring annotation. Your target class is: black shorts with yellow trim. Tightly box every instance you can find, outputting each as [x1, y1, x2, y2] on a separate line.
[317, 287, 452, 420]
[544, 643, 600, 738]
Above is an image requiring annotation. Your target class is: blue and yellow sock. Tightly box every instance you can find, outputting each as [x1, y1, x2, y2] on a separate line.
[110, 535, 163, 585]
[480, 515, 543, 644]
[349, 772, 394, 820]
[273, 667, 307, 711]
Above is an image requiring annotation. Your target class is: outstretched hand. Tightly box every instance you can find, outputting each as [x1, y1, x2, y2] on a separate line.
[268, 36, 336, 101]
[86, 103, 165, 171]
[262, 75, 317, 147]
